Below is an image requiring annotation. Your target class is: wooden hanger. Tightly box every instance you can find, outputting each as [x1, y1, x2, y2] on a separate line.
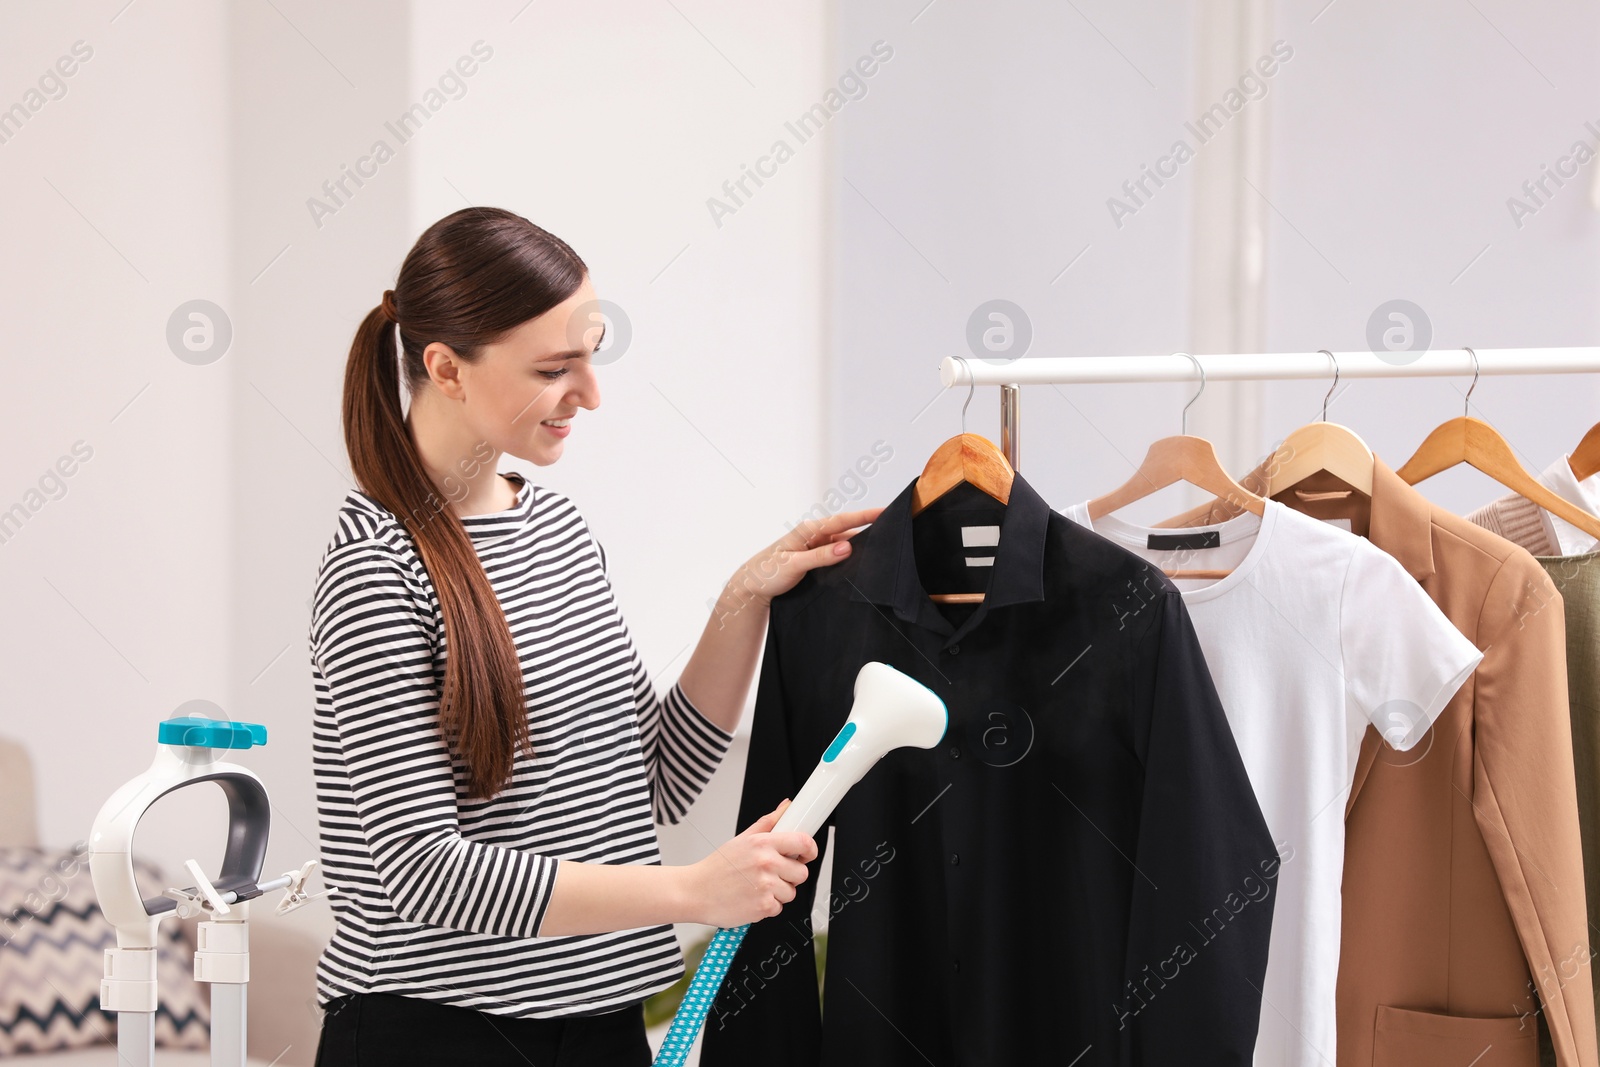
[1396, 347, 1600, 542]
[912, 433, 1013, 516]
[1151, 424, 1369, 527]
[1263, 354, 1374, 498]
[913, 362, 1016, 604]
[1152, 353, 1372, 529]
[1269, 422, 1374, 496]
[1086, 356, 1266, 580]
[1567, 421, 1600, 482]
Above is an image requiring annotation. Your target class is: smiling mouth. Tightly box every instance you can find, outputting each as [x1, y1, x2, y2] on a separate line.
[541, 417, 573, 427]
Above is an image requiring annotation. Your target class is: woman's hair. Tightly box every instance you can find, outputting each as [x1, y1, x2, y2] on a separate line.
[342, 207, 588, 799]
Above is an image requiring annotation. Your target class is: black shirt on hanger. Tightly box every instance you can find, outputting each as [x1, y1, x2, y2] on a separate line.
[697, 472, 1278, 1066]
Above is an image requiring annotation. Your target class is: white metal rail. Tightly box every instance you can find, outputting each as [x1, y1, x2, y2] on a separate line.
[937, 348, 1600, 468]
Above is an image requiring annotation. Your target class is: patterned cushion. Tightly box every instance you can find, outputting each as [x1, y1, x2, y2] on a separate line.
[0, 843, 210, 1053]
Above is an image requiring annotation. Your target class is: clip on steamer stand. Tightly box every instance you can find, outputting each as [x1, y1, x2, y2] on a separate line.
[88, 718, 328, 1067]
[652, 661, 948, 1065]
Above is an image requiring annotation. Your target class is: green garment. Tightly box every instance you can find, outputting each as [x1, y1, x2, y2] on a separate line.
[1537, 549, 1600, 1067]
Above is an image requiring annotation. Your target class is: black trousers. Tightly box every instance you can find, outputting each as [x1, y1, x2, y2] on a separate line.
[313, 992, 654, 1067]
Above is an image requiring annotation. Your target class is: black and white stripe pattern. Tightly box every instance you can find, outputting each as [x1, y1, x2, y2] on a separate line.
[308, 472, 734, 1018]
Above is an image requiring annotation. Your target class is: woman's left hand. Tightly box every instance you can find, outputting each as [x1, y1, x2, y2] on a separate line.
[730, 506, 883, 607]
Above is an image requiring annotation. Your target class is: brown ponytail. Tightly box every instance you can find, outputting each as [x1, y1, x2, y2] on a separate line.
[341, 207, 588, 799]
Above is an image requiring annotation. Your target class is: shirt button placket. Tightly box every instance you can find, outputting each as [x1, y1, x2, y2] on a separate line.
[943, 649, 965, 990]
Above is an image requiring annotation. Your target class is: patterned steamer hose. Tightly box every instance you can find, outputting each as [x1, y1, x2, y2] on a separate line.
[652, 923, 750, 1065]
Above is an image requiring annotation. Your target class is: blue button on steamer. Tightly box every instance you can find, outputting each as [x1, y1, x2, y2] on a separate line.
[822, 721, 857, 762]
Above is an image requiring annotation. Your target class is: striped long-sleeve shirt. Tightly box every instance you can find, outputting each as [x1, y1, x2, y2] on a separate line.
[309, 470, 735, 1018]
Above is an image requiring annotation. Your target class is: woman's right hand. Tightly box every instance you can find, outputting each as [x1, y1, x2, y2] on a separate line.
[683, 798, 818, 928]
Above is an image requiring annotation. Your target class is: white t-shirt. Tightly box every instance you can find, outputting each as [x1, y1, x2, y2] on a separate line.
[1061, 498, 1482, 1067]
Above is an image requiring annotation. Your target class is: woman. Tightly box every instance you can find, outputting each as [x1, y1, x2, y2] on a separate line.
[308, 207, 877, 1065]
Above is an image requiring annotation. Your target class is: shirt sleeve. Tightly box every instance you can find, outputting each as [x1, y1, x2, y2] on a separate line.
[1122, 587, 1279, 1066]
[595, 536, 736, 825]
[699, 610, 827, 1067]
[310, 538, 561, 939]
[626, 636, 736, 825]
[1339, 539, 1484, 751]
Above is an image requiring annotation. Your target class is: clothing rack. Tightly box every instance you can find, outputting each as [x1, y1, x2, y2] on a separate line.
[939, 347, 1600, 470]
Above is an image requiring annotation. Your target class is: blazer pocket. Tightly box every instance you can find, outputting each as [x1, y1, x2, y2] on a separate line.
[1373, 1004, 1536, 1067]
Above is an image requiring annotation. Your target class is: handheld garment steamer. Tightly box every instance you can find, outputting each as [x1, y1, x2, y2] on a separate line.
[88, 718, 328, 1067]
[653, 661, 947, 1065]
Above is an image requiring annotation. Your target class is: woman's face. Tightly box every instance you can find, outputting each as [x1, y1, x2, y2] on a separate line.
[437, 277, 605, 467]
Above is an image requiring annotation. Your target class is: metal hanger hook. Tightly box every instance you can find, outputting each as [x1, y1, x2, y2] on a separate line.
[1178, 353, 1204, 435]
[1463, 346, 1479, 417]
[1318, 349, 1338, 422]
[954, 355, 976, 434]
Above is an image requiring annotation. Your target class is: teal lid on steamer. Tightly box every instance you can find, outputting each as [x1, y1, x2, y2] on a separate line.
[157, 717, 268, 750]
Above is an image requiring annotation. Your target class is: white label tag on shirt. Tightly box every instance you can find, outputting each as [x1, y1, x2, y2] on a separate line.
[965, 556, 995, 567]
[1322, 517, 1353, 531]
[962, 525, 1000, 547]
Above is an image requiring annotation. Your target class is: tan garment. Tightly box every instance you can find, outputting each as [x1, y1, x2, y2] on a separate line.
[1175, 458, 1596, 1067]
[1467, 491, 1600, 1067]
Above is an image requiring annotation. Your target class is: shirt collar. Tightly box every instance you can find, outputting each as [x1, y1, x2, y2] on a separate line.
[845, 470, 1049, 635]
[1535, 453, 1600, 555]
[1367, 454, 1435, 582]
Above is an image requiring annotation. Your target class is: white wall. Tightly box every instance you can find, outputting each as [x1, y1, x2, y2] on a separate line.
[830, 0, 1600, 521]
[1255, 0, 1600, 511]
[830, 0, 1202, 515]
[0, 0, 237, 886]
